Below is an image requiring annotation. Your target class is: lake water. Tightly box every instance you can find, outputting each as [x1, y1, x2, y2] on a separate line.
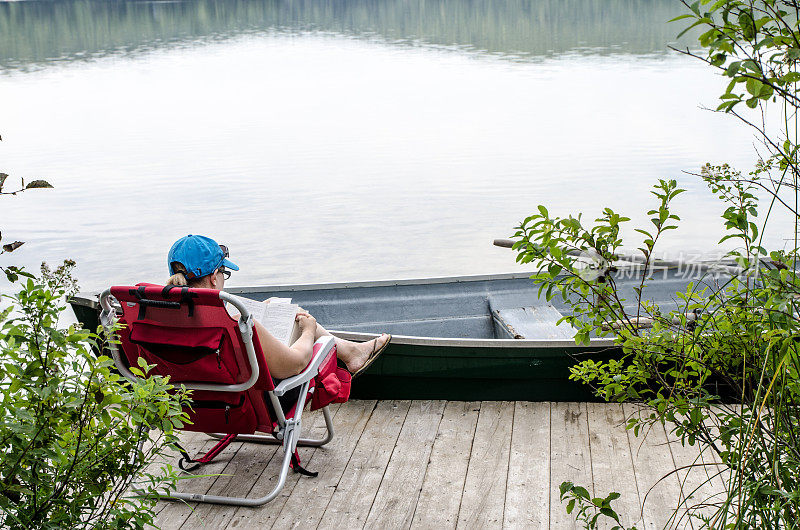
[0, 0, 778, 293]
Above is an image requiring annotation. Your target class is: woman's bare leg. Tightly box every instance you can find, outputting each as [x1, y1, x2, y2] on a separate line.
[313, 323, 390, 373]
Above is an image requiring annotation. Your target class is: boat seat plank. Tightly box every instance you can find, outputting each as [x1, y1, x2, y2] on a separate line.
[492, 305, 574, 340]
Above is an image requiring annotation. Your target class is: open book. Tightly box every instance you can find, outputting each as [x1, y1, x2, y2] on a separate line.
[228, 295, 302, 346]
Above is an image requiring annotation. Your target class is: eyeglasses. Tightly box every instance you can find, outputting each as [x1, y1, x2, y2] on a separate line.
[217, 244, 232, 279]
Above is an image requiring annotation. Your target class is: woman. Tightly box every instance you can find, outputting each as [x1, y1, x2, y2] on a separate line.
[165, 234, 391, 380]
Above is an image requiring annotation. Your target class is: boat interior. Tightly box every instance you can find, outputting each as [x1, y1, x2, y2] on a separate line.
[229, 268, 715, 340]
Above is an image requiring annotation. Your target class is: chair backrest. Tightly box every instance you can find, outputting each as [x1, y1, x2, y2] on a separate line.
[107, 284, 277, 434]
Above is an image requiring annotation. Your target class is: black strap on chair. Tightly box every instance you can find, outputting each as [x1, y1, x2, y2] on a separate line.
[161, 285, 198, 317]
[177, 433, 237, 472]
[180, 287, 198, 317]
[131, 285, 198, 319]
[290, 450, 318, 477]
[130, 286, 181, 319]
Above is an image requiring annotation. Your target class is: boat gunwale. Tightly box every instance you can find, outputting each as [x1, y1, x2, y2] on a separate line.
[330, 330, 615, 348]
[70, 271, 539, 310]
[227, 270, 539, 294]
[69, 271, 625, 348]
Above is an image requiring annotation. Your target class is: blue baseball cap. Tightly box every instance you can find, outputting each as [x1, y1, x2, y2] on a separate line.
[167, 235, 239, 279]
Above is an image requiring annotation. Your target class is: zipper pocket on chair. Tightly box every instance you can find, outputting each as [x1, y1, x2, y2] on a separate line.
[189, 396, 246, 424]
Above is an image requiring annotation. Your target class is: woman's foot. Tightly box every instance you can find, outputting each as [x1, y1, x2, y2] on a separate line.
[344, 333, 391, 375]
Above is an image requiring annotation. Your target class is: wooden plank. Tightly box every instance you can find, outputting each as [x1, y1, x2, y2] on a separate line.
[457, 401, 514, 528]
[549, 402, 593, 530]
[317, 400, 412, 529]
[365, 400, 446, 528]
[586, 402, 644, 530]
[412, 401, 480, 529]
[664, 426, 726, 529]
[622, 404, 682, 530]
[504, 401, 550, 528]
[179, 436, 282, 528]
[263, 400, 377, 529]
[176, 406, 337, 529]
[153, 437, 246, 529]
[149, 431, 204, 516]
[703, 407, 731, 492]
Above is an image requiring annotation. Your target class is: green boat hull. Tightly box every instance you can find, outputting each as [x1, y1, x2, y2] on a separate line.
[350, 341, 618, 401]
[69, 270, 705, 402]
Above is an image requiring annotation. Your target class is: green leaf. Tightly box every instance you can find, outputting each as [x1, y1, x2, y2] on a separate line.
[725, 61, 741, 77]
[600, 507, 621, 522]
[677, 19, 707, 39]
[746, 77, 763, 96]
[573, 485, 590, 500]
[24, 180, 53, 189]
[2, 241, 24, 253]
[739, 11, 756, 40]
[742, 60, 761, 74]
[560, 481, 574, 496]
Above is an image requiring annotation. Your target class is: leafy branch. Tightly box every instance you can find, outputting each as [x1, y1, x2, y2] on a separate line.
[0, 134, 53, 282]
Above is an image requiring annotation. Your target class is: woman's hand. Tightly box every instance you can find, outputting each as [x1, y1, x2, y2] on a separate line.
[296, 313, 317, 333]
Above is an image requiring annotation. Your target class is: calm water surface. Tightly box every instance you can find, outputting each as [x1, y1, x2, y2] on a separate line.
[0, 0, 775, 293]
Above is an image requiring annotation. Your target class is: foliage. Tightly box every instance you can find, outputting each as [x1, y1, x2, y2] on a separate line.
[0, 134, 53, 283]
[672, 0, 800, 115]
[559, 481, 637, 530]
[520, 173, 800, 526]
[0, 261, 190, 529]
[516, 2, 800, 526]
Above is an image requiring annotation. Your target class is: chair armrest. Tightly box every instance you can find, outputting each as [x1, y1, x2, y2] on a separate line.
[273, 336, 336, 397]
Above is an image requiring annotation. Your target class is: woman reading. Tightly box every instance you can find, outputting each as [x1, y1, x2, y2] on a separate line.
[165, 234, 391, 380]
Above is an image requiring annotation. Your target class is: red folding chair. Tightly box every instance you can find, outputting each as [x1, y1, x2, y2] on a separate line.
[99, 284, 349, 506]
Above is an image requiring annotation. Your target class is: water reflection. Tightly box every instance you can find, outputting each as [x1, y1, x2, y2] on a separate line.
[0, 0, 759, 295]
[0, 0, 695, 71]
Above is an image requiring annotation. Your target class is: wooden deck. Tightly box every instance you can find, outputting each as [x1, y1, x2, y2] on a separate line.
[153, 401, 725, 529]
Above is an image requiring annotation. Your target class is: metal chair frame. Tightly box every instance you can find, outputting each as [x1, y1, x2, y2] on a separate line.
[99, 288, 336, 506]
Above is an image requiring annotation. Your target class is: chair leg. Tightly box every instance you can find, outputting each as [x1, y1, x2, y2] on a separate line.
[205, 405, 335, 447]
[156, 391, 332, 506]
[164, 441, 295, 506]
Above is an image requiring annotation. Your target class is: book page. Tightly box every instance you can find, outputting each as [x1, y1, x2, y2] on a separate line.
[227, 295, 300, 345]
[228, 295, 267, 323]
[267, 297, 292, 304]
[263, 302, 300, 345]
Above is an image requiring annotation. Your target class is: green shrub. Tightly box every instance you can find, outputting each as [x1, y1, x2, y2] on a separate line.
[0, 261, 190, 529]
[515, 174, 799, 527]
[514, 0, 800, 524]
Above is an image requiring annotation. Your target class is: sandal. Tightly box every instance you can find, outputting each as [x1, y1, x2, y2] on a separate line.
[351, 334, 391, 379]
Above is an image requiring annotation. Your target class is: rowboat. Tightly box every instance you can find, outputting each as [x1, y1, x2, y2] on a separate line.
[69, 265, 713, 401]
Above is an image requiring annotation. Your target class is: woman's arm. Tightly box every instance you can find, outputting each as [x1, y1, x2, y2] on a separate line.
[253, 314, 317, 379]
